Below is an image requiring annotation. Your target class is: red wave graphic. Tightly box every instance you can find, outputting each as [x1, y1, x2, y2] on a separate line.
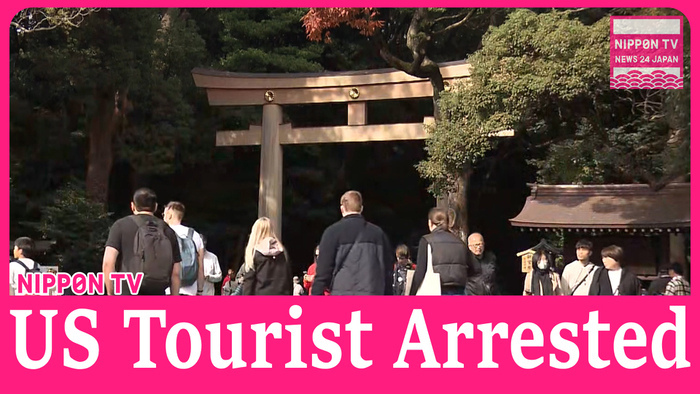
[611, 71, 683, 89]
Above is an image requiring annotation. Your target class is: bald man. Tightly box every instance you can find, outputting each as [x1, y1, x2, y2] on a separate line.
[466, 232, 499, 295]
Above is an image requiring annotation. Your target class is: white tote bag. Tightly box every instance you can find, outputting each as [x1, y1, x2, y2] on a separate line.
[416, 244, 442, 295]
[404, 269, 415, 296]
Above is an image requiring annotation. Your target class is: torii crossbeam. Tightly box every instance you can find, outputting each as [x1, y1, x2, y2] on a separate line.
[192, 61, 512, 238]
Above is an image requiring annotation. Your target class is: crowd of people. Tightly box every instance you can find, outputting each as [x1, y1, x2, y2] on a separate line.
[9, 188, 691, 297]
[522, 240, 691, 296]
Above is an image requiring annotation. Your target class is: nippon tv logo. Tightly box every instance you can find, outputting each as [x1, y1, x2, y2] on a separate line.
[610, 16, 684, 89]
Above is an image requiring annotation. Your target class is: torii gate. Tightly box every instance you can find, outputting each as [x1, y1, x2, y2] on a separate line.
[192, 60, 511, 238]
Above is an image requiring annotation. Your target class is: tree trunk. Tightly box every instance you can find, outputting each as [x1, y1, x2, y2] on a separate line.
[85, 89, 124, 204]
[454, 164, 471, 241]
[426, 62, 469, 241]
[376, 7, 472, 239]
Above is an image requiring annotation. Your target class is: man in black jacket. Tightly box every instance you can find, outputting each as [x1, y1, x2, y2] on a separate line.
[648, 265, 672, 295]
[589, 245, 641, 296]
[311, 191, 394, 295]
[466, 232, 499, 295]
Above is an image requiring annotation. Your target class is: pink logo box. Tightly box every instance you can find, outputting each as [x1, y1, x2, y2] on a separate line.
[610, 16, 684, 89]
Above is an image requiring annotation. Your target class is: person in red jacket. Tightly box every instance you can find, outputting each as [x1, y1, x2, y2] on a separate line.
[303, 246, 330, 295]
[221, 268, 234, 294]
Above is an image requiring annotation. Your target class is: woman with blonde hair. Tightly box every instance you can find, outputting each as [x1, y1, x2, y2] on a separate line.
[242, 217, 293, 295]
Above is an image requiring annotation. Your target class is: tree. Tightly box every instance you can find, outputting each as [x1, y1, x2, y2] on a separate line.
[39, 182, 113, 274]
[11, 8, 99, 35]
[303, 7, 505, 239]
[303, 8, 501, 117]
[11, 8, 207, 204]
[220, 9, 325, 73]
[418, 9, 689, 194]
[13, 7, 509, 272]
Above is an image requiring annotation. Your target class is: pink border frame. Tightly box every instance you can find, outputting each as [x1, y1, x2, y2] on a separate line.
[2, 3, 696, 393]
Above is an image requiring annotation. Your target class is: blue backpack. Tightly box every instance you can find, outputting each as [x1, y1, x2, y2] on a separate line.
[176, 228, 199, 286]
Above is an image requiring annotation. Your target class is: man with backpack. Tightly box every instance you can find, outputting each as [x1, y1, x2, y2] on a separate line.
[560, 239, 599, 296]
[103, 188, 182, 295]
[10, 237, 41, 295]
[163, 201, 205, 296]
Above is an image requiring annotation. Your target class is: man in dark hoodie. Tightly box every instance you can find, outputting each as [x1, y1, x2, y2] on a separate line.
[312, 190, 394, 295]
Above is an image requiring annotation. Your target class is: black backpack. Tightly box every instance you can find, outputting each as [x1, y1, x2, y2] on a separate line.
[11, 259, 41, 274]
[129, 216, 174, 294]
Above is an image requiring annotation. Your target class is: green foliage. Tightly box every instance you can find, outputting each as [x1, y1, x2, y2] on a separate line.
[11, 9, 209, 179]
[154, 11, 207, 80]
[420, 9, 609, 193]
[219, 9, 324, 72]
[529, 140, 606, 184]
[38, 182, 113, 274]
[11, 7, 689, 274]
[420, 9, 689, 193]
[119, 75, 195, 175]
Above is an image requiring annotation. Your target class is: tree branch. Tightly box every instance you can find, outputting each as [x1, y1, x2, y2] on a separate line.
[526, 132, 590, 150]
[406, 8, 429, 73]
[373, 34, 414, 74]
[432, 11, 471, 25]
[434, 9, 476, 35]
[11, 8, 99, 35]
[374, 9, 432, 77]
[564, 8, 588, 14]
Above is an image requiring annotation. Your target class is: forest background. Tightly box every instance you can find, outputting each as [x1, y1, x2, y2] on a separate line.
[9, 8, 690, 294]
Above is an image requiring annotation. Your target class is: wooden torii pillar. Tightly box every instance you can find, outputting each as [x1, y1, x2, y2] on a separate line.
[192, 61, 511, 239]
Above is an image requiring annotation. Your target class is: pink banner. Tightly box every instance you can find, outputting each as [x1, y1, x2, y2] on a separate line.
[3, 297, 697, 392]
[2, 2, 697, 394]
